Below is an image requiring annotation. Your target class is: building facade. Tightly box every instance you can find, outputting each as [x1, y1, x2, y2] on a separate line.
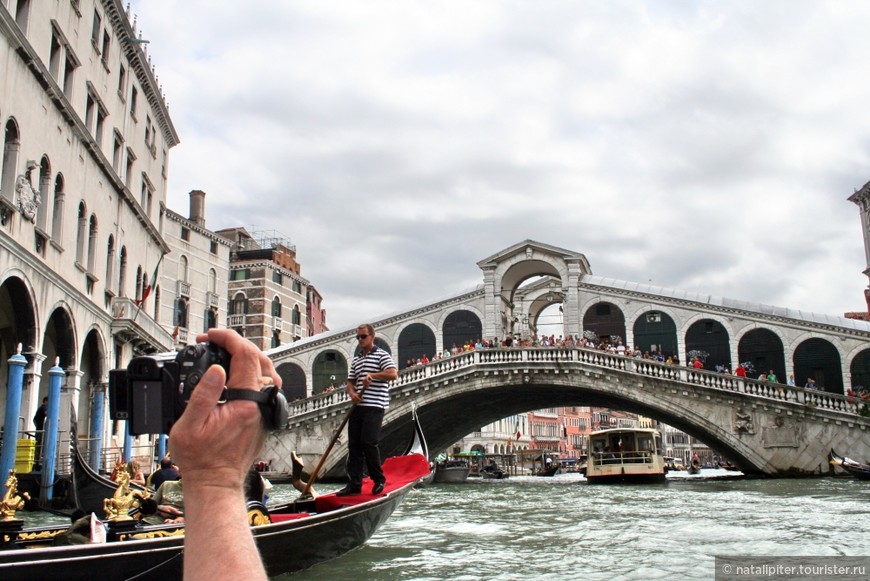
[0, 0, 179, 480]
[217, 227, 310, 351]
[160, 190, 232, 345]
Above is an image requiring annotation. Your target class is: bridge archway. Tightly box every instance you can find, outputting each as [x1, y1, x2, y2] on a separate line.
[738, 328, 786, 381]
[477, 241, 591, 340]
[277, 362, 306, 400]
[849, 348, 870, 392]
[398, 322, 436, 368]
[685, 318, 731, 371]
[632, 310, 678, 358]
[312, 350, 348, 395]
[442, 310, 482, 353]
[583, 302, 626, 345]
[793, 337, 842, 393]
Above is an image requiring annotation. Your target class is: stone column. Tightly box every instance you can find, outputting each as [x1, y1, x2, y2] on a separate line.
[482, 267, 499, 340]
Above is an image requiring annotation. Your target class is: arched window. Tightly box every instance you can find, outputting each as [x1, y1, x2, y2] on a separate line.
[209, 268, 217, 293]
[86, 214, 98, 274]
[118, 246, 128, 296]
[51, 173, 65, 243]
[174, 297, 189, 328]
[231, 292, 248, 315]
[105, 235, 115, 289]
[75, 201, 87, 265]
[36, 156, 51, 232]
[205, 308, 217, 331]
[292, 304, 301, 325]
[1, 119, 21, 210]
[179, 255, 189, 282]
[135, 265, 143, 300]
[272, 296, 282, 317]
[15, 0, 32, 32]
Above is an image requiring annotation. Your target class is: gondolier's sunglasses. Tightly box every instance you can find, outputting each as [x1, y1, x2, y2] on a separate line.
[356, 334, 369, 340]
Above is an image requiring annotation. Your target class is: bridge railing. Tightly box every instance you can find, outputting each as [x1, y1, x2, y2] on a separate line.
[287, 346, 865, 420]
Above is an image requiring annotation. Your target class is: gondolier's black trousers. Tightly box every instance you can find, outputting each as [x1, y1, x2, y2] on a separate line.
[347, 406, 385, 488]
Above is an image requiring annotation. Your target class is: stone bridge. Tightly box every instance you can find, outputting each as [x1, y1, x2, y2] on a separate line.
[262, 346, 870, 479]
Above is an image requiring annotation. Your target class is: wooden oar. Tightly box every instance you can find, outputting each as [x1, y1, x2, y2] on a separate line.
[298, 390, 362, 499]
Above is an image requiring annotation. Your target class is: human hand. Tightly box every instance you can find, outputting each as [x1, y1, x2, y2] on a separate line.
[169, 329, 281, 493]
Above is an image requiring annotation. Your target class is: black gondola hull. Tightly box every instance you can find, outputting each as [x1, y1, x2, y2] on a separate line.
[0, 490, 407, 580]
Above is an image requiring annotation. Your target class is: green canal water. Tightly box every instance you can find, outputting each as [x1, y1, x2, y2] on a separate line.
[18, 471, 870, 580]
[282, 472, 870, 580]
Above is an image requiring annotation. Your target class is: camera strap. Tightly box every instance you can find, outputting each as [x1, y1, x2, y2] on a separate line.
[219, 387, 272, 405]
[219, 386, 288, 430]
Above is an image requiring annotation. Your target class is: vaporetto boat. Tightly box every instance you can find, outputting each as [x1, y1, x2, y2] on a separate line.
[585, 427, 667, 484]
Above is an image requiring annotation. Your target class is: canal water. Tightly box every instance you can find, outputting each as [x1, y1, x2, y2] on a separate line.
[18, 471, 870, 580]
[277, 472, 870, 580]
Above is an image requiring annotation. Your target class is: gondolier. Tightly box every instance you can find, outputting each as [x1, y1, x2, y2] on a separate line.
[336, 323, 398, 496]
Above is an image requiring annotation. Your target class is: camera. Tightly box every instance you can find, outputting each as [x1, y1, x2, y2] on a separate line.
[109, 342, 287, 435]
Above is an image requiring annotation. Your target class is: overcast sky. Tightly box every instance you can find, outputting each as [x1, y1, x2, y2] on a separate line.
[131, 1, 870, 333]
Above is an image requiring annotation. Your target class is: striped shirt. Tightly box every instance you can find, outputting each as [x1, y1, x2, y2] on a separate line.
[348, 345, 396, 409]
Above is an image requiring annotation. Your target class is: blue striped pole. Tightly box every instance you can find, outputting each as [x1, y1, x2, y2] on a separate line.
[89, 385, 105, 470]
[40, 359, 64, 503]
[0, 345, 26, 497]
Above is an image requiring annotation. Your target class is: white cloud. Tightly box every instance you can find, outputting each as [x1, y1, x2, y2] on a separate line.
[131, 0, 870, 331]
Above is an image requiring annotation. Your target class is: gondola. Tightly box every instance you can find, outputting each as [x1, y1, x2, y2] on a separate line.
[71, 435, 149, 516]
[533, 465, 560, 477]
[829, 449, 870, 480]
[0, 415, 432, 580]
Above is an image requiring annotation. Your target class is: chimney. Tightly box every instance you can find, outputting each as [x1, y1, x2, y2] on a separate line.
[189, 190, 206, 227]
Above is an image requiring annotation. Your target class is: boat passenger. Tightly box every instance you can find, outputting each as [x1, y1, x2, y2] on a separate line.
[145, 476, 185, 524]
[128, 460, 146, 486]
[149, 456, 180, 491]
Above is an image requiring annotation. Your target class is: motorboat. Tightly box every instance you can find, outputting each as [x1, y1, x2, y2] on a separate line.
[585, 428, 667, 484]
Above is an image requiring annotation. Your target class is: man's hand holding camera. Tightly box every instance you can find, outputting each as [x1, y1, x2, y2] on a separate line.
[170, 329, 278, 581]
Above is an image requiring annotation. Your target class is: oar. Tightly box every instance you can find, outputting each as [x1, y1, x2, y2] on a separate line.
[298, 389, 363, 499]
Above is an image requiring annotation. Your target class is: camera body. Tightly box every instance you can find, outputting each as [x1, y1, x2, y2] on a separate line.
[110, 343, 232, 435]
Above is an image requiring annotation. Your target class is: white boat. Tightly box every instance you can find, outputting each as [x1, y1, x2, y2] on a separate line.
[585, 428, 667, 484]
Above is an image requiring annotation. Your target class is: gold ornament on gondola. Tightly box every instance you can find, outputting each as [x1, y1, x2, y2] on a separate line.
[1, 470, 30, 521]
[103, 460, 149, 521]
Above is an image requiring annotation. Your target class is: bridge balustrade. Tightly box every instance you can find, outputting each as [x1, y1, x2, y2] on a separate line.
[285, 346, 865, 421]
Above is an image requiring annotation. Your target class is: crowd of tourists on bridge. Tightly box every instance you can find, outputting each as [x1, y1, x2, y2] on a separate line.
[402, 334, 692, 369]
[398, 334, 869, 404]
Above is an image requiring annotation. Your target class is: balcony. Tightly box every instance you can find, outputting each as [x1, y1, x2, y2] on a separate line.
[272, 316, 283, 331]
[229, 314, 246, 327]
[110, 297, 174, 354]
[176, 280, 191, 297]
[206, 292, 219, 309]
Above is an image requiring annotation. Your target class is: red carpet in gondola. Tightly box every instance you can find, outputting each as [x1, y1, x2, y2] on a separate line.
[315, 454, 430, 511]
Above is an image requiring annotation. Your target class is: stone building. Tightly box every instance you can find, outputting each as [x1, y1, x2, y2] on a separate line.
[216, 227, 310, 351]
[0, 1, 178, 475]
[160, 190, 232, 345]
